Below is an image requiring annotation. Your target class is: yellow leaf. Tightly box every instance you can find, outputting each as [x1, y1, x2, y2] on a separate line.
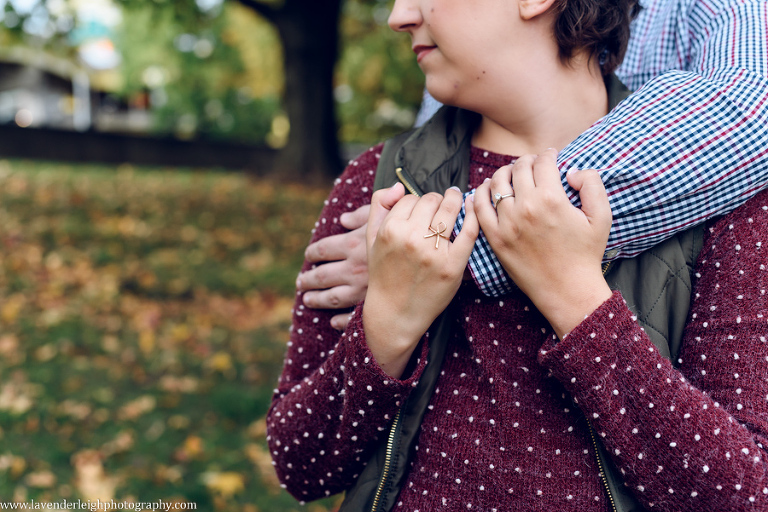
[1, 295, 24, 325]
[181, 435, 204, 458]
[171, 324, 191, 343]
[139, 330, 155, 354]
[246, 418, 267, 439]
[10, 456, 26, 479]
[209, 352, 232, 372]
[203, 471, 244, 498]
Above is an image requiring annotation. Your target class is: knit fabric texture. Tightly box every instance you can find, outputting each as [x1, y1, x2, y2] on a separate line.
[267, 145, 768, 511]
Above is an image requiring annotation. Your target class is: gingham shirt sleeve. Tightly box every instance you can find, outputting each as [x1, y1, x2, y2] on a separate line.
[462, 0, 768, 298]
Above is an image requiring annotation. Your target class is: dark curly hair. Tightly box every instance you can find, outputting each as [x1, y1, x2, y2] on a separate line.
[552, 0, 642, 75]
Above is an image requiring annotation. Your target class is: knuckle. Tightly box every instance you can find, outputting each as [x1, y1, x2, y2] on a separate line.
[490, 171, 508, 187]
[379, 222, 401, 245]
[423, 192, 444, 206]
[514, 154, 536, 169]
[436, 265, 460, 283]
[521, 206, 537, 222]
[314, 266, 328, 286]
[315, 242, 328, 259]
[351, 262, 368, 277]
[371, 189, 387, 203]
[326, 292, 340, 307]
[461, 221, 479, 238]
[403, 235, 421, 254]
[439, 198, 460, 217]
[539, 189, 560, 207]
[346, 232, 364, 251]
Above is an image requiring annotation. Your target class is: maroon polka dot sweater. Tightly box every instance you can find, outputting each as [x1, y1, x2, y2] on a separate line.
[267, 145, 768, 511]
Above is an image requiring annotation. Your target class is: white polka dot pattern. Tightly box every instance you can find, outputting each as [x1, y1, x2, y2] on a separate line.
[268, 146, 768, 511]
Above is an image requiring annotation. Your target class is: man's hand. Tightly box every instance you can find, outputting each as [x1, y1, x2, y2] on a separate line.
[297, 204, 370, 330]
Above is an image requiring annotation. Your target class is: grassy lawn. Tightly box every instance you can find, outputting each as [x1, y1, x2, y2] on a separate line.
[0, 159, 340, 511]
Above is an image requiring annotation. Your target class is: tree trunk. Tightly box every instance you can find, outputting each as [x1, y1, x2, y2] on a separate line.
[271, 0, 343, 184]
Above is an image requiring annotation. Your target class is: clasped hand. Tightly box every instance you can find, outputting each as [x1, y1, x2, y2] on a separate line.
[362, 183, 479, 378]
[474, 149, 613, 339]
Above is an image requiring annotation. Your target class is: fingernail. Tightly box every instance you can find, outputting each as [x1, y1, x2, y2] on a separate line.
[296, 276, 302, 288]
[469, 192, 475, 202]
[448, 186, 461, 192]
[567, 167, 580, 174]
[483, 178, 491, 183]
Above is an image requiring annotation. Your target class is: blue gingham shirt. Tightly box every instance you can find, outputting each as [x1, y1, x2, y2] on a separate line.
[441, 0, 768, 297]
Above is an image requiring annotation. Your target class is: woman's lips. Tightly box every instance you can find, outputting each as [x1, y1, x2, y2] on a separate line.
[413, 45, 436, 63]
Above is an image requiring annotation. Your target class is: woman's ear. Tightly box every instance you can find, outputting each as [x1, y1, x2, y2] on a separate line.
[518, 0, 558, 20]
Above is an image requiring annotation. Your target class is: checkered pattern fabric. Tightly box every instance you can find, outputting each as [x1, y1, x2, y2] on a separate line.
[448, 0, 768, 297]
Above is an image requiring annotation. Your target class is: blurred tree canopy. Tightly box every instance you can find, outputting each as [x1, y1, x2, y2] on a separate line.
[0, 0, 425, 181]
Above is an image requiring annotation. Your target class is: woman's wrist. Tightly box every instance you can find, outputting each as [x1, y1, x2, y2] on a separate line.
[362, 294, 425, 379]
[538, 280, 613, 340]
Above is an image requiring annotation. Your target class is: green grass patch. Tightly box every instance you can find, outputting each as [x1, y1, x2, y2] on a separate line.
[0, 159, 340, 511]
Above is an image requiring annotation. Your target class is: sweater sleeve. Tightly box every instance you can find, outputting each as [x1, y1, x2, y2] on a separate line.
[538, 188, 768, 511]
[266, 145, 429, 503]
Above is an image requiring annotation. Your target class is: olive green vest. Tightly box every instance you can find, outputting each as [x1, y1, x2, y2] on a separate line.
[341, 76, 704, 512]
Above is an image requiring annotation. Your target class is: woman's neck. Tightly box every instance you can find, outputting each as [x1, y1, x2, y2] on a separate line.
[470, 60, 609, 156]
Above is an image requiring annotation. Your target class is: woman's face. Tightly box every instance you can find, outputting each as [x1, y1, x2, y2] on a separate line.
[388, 0, 555, 112]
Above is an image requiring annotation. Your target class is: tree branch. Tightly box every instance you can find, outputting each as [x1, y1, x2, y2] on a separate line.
[233, 0, 279, 22]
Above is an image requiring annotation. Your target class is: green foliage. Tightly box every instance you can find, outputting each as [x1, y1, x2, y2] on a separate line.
[116, 0, 425, 145]
[0, 159, 338, 510]
[116, 1, 281, 143]
[337, 0, 425, 144]
[0, 0, 83, 61]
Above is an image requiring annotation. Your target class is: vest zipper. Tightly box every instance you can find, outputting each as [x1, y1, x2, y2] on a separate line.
[587, 259, 618, 512]
[368, 167, 421, 512]
[587, 420, 619, 512]
[395, 167, 423, 197]
[370, 408, 403, 512]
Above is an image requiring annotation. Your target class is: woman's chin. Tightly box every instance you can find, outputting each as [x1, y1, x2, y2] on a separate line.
[425, 83, 460, 109]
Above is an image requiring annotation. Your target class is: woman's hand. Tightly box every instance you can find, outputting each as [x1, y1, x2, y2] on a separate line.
[475, 149, 613, 339]
[363, 183, 479, 378]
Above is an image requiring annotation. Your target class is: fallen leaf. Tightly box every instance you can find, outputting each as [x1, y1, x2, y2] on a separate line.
[208, 352, 232, 372]
[101, 430, 135, 456]
[25, 470, 56, 488]
[0, 375, 37, 415]
[72, 449, 117, 501]
[117, 395, 156, 421]
[1, 295, 24, 324]
[202, 471, 244, 497]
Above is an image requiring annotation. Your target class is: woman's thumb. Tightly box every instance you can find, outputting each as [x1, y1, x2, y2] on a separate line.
[367, 182, 405, 246]
[566, 169, 612, 229]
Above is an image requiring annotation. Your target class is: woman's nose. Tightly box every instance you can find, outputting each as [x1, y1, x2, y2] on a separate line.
[388, 0, 422, 32]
